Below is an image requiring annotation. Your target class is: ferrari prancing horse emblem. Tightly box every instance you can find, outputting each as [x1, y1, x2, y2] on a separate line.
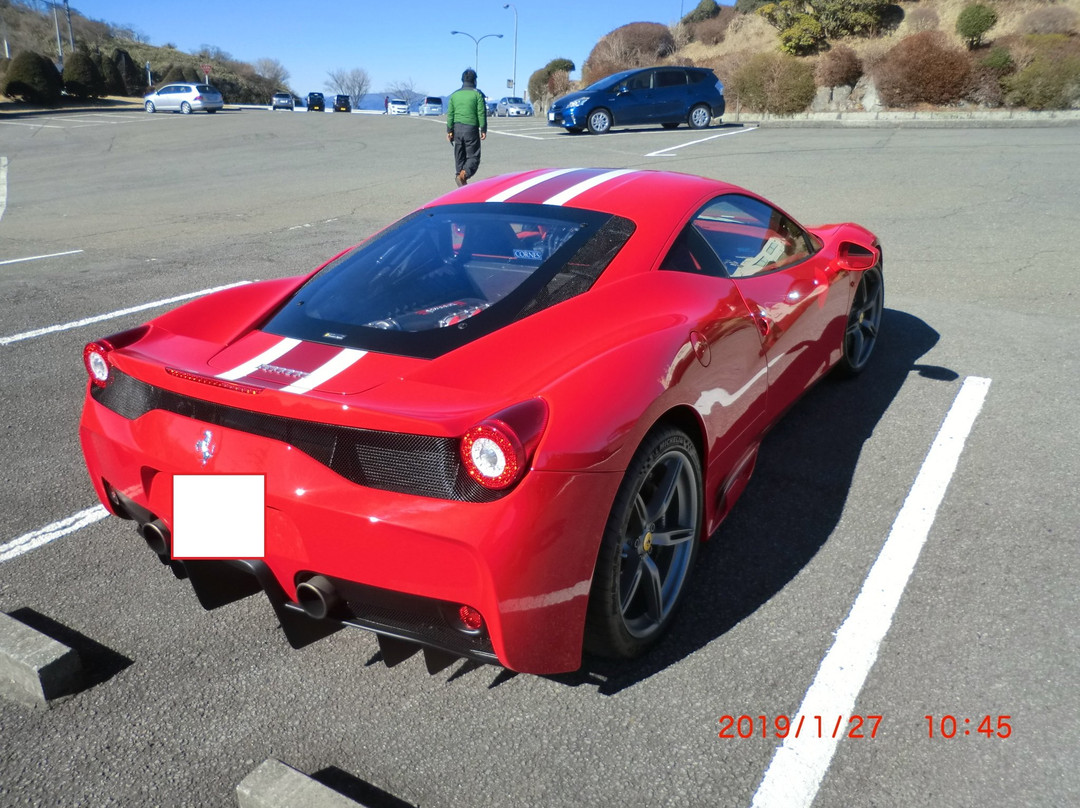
[195, 430, 217, 466]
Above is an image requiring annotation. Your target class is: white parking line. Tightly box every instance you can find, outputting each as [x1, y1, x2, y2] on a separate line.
[749, 375, 992, 808]
[0, 249, 83, 266]
[646, 127, 757, 157]
[0, 506, 109, 563]
[0, 155, 7, 222]
[0, 280, 252, 346]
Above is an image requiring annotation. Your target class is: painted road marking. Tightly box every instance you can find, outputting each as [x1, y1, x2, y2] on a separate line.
[0, 506, 108, 563]
[646, 126, 757, 157]
[750, 375, 992, 808]
[0, 249, 84, 266]
[0, 281, 252, 346]
[0, 156, 6, 223]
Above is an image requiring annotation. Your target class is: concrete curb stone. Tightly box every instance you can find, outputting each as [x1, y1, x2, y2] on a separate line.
[236, 759, 369, 808]
[0, 611, 83, 707]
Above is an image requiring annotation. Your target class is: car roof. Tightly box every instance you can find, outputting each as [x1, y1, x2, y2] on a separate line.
[427, 167, 746, 221]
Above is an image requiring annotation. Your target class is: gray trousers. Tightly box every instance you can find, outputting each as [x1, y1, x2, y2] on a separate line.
[452, 123, 482, 179]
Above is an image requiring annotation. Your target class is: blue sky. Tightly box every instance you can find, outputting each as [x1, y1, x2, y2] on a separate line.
[82, 1, 701, 100]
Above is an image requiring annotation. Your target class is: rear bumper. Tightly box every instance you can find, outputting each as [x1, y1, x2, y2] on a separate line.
[80, 391, 620, 674]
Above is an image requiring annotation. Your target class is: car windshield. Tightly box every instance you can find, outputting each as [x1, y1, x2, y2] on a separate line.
[506, 97, 524, 104]
[264, 204, 635, 358]
[582, 70, 638, 93]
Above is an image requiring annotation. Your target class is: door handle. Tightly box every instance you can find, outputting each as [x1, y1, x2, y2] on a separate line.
[756, 312, 772, 338]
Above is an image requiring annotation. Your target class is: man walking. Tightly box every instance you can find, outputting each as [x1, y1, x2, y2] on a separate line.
[446, 69, 487, 187]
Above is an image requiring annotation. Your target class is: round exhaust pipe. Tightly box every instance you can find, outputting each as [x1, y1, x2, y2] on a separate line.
[296, 575, 340, 620]
[138, 519, 170, 557]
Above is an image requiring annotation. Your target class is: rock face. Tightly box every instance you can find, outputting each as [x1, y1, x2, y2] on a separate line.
[813, 77, 883, 112]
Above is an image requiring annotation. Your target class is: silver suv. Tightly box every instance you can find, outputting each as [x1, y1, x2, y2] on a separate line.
[144, 83, 224, 114]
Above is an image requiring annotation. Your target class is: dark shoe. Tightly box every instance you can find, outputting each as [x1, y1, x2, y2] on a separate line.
[456, 169, 467, 187]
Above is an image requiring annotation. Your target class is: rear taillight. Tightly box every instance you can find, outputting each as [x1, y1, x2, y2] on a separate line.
[82, 325, 148, 388]
[83, 340, 113, 387]
[459, 399, 548, 491]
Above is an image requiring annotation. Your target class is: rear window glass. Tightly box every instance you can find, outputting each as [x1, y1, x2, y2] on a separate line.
[425, 97, 441, 104]
[264, 204, 634, 358]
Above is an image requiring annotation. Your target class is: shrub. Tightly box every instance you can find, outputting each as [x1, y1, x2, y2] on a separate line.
[2, 50, 63, 104]
[1019, 7, 1078, 36]
[97, 51, 126, 96]
[815, 44, 863, 86]
[682, 0, 721, 25]
[582, 22, 675, 84]
[112, 49, 145, 95]
[904, 7, 939, 33]
[692, 8, 738, 45]
[736, 0, 771, 13]
[874, 31, 972, 106]
[63, 49, 105, 98]
[731, 51, 816, 113]
[981, 46, 1014, 74]
[1005, 35, 1080, 109]
[778, 14, 827, 55]
[956, 4, 998, 50]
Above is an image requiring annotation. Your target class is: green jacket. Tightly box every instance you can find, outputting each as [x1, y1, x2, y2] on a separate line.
[446, 86, 487, 134]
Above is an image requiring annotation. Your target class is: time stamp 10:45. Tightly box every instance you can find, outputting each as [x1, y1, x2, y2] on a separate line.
[717, 715, 1013, 740]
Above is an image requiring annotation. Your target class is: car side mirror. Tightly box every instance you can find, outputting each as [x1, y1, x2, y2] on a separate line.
[835, 242, 878, 271]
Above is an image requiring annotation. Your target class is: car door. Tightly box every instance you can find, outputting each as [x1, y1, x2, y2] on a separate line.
[657, 224, 769, 477]
[690, 194, 850, 422]
[652, 69, 689, 121]
[610, 69, 656, 125]
[161, 85, 180, 111]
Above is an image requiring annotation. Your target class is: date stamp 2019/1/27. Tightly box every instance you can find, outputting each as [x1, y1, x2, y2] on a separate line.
[718, 714, 1013, 740]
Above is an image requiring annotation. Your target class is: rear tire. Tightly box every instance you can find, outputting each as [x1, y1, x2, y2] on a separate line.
[181, 101, 192, 115]
[688, 103, 712, 130]
[584, 427, 702, 660]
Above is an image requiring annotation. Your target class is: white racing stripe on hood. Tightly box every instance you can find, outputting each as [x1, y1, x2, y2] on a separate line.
[217, 337, 301, 381]
[280, 348, 368, 394]
[543, 168, 637, 206]
[485, 167, 580, 202]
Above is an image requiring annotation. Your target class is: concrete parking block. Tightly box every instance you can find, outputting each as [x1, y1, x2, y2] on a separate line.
[236, 759, 366, 808]
[0, 611, 83, 707]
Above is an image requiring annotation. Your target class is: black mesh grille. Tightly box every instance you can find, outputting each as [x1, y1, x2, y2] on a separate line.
[91, 370, 502, 502]
[330, 577, 496, 657]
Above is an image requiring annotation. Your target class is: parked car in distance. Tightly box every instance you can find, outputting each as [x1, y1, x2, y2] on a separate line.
[418, 96, 443, 116]
[387, 97, 409, 115]
[144, 83, 223, 114]
[307, 92, 325, 112]
[495, 97, 532, 117]
[271, 92, 294, 110]
[547, 66, 725, 134]
[333, 94, 352, 112]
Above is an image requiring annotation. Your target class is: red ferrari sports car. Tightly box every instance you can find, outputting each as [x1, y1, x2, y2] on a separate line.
[79, 168, 883, 675]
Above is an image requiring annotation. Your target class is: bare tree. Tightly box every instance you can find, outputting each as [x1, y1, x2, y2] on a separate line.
[384, 78, 424, 104]
[254, 57, 289, 89]
[325, 67, 371, 105]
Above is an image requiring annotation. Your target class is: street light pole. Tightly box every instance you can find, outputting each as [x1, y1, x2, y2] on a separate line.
[503, 3, 518, 96]
[449, 30, 503, 78]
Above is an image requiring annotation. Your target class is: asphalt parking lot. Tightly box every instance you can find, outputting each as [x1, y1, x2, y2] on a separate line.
[1, 108, 1078, 807]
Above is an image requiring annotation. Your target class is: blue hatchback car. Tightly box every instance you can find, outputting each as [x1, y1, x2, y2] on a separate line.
[547, 66, 725, 135]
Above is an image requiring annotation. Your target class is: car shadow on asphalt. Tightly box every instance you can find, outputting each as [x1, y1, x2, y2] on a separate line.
[542, 307, 957, 694]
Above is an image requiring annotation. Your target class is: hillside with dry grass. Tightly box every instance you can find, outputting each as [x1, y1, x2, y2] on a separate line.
[558, 0, 1080, 114]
